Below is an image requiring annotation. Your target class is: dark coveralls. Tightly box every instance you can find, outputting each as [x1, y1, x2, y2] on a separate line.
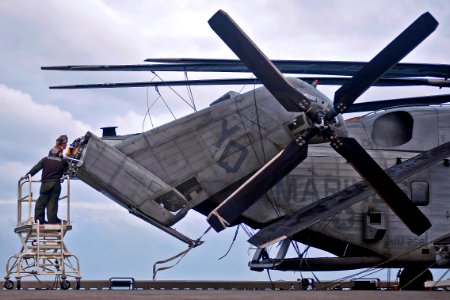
[27, 154, 68, 224]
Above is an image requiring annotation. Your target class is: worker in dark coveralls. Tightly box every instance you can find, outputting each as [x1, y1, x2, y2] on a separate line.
[23, 135, 69, 224]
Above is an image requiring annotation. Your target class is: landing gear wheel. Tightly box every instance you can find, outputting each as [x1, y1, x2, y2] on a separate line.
[16, 279, 21, 290]
[60, 279, 71, 290]
[3, 279, 13, 290]
[400, 267, 433, 290]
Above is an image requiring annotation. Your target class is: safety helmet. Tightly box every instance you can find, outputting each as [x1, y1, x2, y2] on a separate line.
[56, 134, 68, 146]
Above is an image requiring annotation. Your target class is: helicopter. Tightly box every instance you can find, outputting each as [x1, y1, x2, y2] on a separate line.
[41, 10, 450, 289]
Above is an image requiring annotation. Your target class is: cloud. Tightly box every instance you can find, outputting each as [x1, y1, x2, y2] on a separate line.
[0, 84, 91, 163]
[0, 1, 140, 61]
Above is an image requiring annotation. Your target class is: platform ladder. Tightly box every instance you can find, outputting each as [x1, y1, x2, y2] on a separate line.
[3, 175, 81, 290]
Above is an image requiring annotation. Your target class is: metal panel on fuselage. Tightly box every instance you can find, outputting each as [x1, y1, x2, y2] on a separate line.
[112, 86, 295, 220]
[75, 133, 179, 224]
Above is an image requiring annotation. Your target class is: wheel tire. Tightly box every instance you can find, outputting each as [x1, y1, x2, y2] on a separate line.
[60, 279, 71, 290]
[400, 267, 433, 290]
[16, 280, 21, 290]
[3, 280, 14, 290]
[76, 279, 81, 290]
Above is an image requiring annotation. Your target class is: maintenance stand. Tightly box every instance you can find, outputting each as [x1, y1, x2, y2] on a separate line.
[3, 175, 81, 290]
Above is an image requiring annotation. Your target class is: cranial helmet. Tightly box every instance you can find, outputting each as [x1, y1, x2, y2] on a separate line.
[56, 134, 68, 146]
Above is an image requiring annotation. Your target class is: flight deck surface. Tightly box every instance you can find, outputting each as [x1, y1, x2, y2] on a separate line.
[1, 290, 449, 300]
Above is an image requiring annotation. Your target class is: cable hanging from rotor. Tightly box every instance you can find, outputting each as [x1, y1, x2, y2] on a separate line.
[241, 224, 255, 238]
[155, 86, 177, 120]
[232, 77, 282, 217]
[184, 70, 197, 111]
[218, 225, 240, 260]
[151, 71, 196, 110]
[143, 71, 200, 130]
[143, 73, 159, 130]
[251, 80, 281, 217]
[142, 87, 175, 130]
[294, 241, 321, 284]
[152, 226, 211, 280]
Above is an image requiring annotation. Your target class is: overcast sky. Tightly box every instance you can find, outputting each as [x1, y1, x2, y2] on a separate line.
[1, 0, 449, 283]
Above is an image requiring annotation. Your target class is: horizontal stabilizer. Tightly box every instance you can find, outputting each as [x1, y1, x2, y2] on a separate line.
[249, 141, 450, 248]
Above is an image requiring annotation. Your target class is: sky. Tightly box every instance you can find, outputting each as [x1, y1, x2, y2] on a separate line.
[1, 0, 450, 283]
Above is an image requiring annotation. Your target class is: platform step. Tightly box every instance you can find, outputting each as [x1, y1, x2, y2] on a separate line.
[40, 263, 62, 267]
[29, 244, 63, 248]
[37, 255, 64, 259]
[30, 245, 63, 250]
[30, 236, 63, 240]
[30, 240, 63, 244]
[15, 224, 72, 232]
[30, 232, 63, 236]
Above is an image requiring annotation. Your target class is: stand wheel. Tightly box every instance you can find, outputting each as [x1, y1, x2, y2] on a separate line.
[76, 279, 81, 290]
[60, 279, 71, 290]
[16, 280, 21, 290]
[3, 280, 14, 290]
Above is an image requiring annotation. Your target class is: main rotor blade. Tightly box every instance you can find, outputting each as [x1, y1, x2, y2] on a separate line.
[249, 140, 450, 248]
[330, 137, 431, 235]
[48, 78, 262, 89]
[207, 138, 309, 232]
[42, 60, 450, 79]
[48, 78, 450, 90]
[346, 94, 450, 113]
[208, 10, 307, 112]
[333, 12, 438, 114]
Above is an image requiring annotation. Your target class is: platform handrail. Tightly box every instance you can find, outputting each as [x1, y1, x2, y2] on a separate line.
[17, 174, 35, 226]
[17, 175, 71, 226]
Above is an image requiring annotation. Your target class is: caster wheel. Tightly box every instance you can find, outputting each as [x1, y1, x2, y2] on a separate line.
[60, 279, 71, 290]
[3, 280, 14, 290]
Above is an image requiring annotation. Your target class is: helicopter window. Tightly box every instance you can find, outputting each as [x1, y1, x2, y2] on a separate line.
[154, 190, 187, 214]
[364, 210, 386, 242]
[410, 181, 429, 206]
[422, 248, 430, 255]
[372, 111, 413, 148]
[369, 212, 382, 225]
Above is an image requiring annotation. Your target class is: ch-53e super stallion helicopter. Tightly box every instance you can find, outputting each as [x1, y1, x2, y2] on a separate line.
[42, 10, 450, 289]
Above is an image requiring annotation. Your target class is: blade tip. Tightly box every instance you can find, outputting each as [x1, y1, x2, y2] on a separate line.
[207, 212, 228, 232]
[250, 235, 288, 249]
